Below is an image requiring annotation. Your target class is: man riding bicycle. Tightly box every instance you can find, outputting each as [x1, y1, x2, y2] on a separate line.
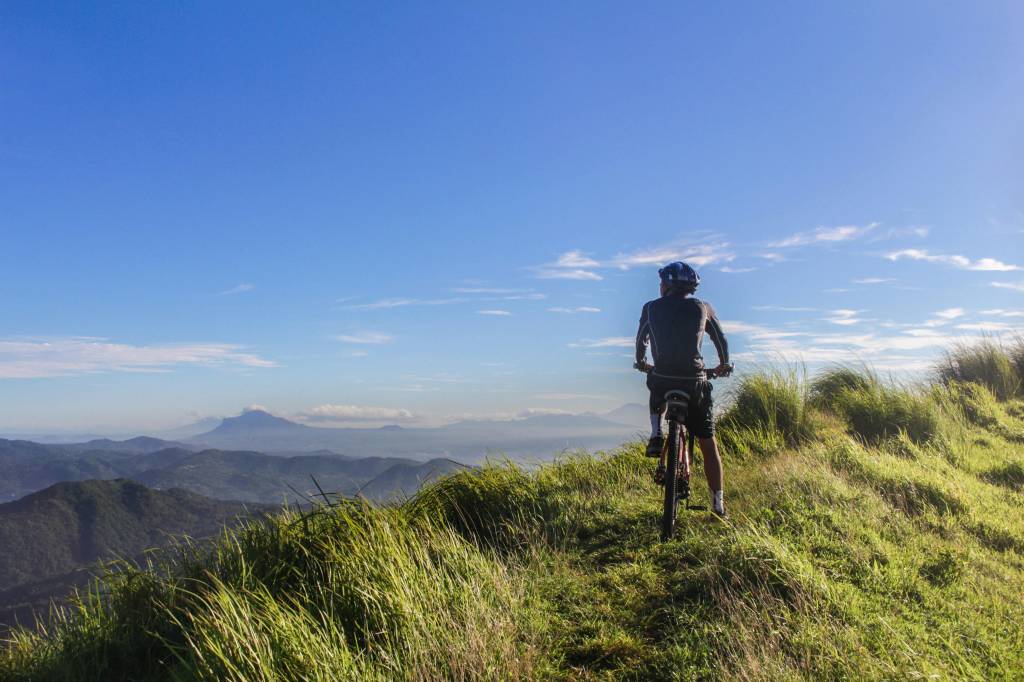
[635, 261, 732, 518]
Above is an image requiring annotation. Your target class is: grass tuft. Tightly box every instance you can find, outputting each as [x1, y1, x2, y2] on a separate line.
[718, 368, 817, 456]
[808, 365, 878, 410]
[937, 340, 1020, 401]
[828, 382, 940, 444]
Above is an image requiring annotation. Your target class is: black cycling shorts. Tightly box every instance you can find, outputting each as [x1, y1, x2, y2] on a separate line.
[647, 374, 715, 439]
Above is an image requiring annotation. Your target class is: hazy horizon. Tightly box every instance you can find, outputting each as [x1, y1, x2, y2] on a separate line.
[3, 3, 1022, 432]
[0, 402, 652, 441]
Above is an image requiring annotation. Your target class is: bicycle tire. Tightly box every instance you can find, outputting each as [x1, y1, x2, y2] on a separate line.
[661, 420, 679, 541]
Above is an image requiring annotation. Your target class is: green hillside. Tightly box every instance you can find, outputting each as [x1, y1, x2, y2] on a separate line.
[132, 450, 464, 504]
[0, 442, 461, 506]
[0, 480, 264, 630]
[3, 343, 1023, 680]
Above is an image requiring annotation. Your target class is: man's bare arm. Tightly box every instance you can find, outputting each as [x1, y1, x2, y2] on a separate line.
[704, 302, 729, 366]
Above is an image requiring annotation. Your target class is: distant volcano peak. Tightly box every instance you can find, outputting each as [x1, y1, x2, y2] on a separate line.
[213, 410, 307, 433]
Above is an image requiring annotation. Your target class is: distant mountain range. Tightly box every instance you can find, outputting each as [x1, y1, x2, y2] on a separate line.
[0, 438, 465, 506]
[0, 437, 195, 503]
[183, 407, 646, 461]
[132, 449, 465, 504]
[0, 479, 263, 630]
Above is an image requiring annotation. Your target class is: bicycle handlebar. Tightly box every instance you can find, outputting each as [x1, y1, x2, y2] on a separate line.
[633, 361, 734, 379]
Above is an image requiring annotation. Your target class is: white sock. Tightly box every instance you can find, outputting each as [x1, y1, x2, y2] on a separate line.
[712, 490, 724, 513]
[650, 413, 662, 438]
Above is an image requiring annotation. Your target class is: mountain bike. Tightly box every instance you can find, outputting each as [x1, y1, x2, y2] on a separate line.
[635, 363, 732, 541]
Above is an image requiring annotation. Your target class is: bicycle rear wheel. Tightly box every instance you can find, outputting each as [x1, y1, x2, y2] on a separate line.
[661, 420, 680, 541]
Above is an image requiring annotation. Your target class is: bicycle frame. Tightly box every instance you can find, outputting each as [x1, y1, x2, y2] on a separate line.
[660, 395, 694, 541]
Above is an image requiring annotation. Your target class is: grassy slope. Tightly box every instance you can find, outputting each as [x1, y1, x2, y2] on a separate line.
[2, 354, 1024, 680]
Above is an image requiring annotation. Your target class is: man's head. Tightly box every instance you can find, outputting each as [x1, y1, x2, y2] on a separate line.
[658, 261, 700, 297]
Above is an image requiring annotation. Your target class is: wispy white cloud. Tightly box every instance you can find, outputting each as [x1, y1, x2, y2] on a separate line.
[0, 337, 275, 379]
[728, 312, 1024, 372]
[555, 250, 601, 268]
[607, 242, 735, 269]
[217, 283, 255, 296]
[823, 309, 865, 326]
[547, 306, 601, 314]
[514, 407, 572, 418]
[295, 404, 416, 423]
[344, 291, 546, 310]
[343, 297, 469, 310]
[451, 287, 531, 295]
[533, 239, 734, 282]
[866, 225, 930, 242]
[918, 307, 967, 328]
[531, 251, 604, 280]
[853, 277, 896, 285]
[885, 249, 1020, 271]
[720, 266, 757, 273]
[534, 268, 604, 281]
[719, 321, 809, 340]
[752, 305, 818, 312]
[954, 321, 1014, 332]
[477, 309, 512, 316]
[981, 309, 1024, 318]
[769, 223, 878, 248]
[731, 328, 952, 371]
[344, 298, 420, 310]
[335, 331, 394, 344]
[568, 337, 634, 348]
[503, 293, 547, 300]
[992, 281, 1024, 292]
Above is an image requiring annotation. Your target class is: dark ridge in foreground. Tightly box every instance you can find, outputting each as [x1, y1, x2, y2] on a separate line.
[0, 479, 264, 630]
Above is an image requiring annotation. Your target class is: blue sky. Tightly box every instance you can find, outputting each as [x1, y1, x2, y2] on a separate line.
[2, 2, 1022, 433]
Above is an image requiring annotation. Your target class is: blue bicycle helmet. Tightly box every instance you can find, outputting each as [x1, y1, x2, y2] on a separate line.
[658, 261, 700, 288]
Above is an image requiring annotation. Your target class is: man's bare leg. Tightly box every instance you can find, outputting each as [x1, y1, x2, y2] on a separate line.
[698, 436, 725, 515]
[648, 407, 665, 457]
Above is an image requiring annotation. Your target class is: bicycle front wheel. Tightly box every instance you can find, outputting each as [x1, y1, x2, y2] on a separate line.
[661, 420, 679, 541]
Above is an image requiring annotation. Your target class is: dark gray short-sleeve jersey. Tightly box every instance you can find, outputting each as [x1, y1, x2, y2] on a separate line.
[635, 295, 729, 375]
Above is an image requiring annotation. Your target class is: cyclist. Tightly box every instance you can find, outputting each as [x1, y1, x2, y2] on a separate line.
[635, 261, 732, 517]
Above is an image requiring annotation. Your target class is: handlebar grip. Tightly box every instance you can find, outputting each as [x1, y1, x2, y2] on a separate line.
[706, 363, 734, 379]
